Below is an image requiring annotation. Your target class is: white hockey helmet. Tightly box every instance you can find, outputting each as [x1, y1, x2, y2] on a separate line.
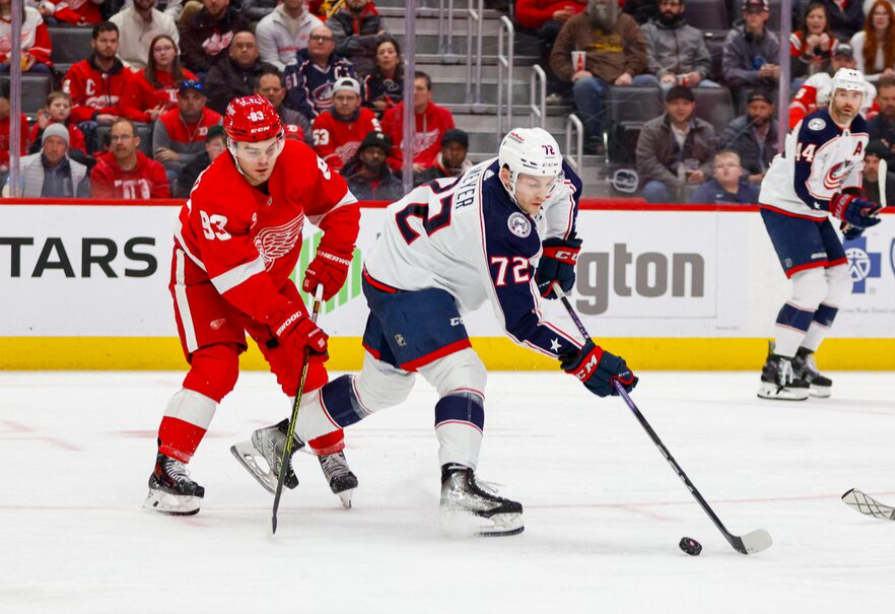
[831, 68, 867, 103]
[498, 127, 563, 201]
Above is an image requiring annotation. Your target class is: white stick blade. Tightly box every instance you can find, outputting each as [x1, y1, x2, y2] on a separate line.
[740, 529, 773, 554]
[879, 158, 888, 210]
[842, 488, 895, 520]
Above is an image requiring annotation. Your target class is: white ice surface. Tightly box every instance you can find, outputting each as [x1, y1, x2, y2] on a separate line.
[1, 371, 894, 614]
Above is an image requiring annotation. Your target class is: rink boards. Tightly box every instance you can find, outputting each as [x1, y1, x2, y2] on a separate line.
[1, 199, 894, 370]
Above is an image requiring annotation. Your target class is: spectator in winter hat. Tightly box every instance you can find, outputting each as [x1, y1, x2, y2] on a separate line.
[340, 130, 404, 201]
[413, 128, 472, 186]
[3, 124, 90, 198]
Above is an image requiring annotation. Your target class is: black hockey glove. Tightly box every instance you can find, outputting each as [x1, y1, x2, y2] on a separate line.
[829, 192, 882, 229]
[561, 340, 638, 398]
[536, 236, 582, 299]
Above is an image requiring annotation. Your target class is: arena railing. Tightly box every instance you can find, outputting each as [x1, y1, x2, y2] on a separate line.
[496, 16, 515, 140]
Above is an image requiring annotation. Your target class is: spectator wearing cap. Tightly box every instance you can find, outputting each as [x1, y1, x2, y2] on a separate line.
[153, 79, 222, 176]
[549, 0, 655, 154]
[312, 77, 381, 171]
[722, 0, 781, 88]
[635, 85, 716, 203]
[119, 35, 197, 123]
[341, 131, 404, 201]
[284, 25, 358, 121]
[0, 0, 52, 74]
[788, 43, 877, 127]
[851, 0, 895, 84]
[641, 0, 717, 91]
[817, 0, 865, 41]
[868, 75, 895, 160]
[380, 70, 455, 172]
[3, 124, 90, 198]
[325, 0, 386, 79]
[91, 118, 170, 198]
[413, 128, 471, 186]
[283, 124, 306, 142]
[256, 0, 323, 71]
[110, 0, 180, 70]
[255, 67, 314, 145]
[863, 139, 895, 204]
[175, 123, 226, 197]
[791, 3, 838, 82]
[362, 36, 403, 116]
[0, 81, 30, 177]
[28, 92, 88, 162]
[689, 150, 759, 204]
[205, 30, 277, 114]
[178, 0, 249, 76]
[718, 89, 778, 184]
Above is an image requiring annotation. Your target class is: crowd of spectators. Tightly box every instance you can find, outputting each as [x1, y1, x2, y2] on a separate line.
[2, 0, 895, 203]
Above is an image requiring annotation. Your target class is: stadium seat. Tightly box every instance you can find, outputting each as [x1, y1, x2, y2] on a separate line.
[692, 88, 736, 135]
[683, 0, 728, 31]
[606, 86, 664, 164]
[94, 123, 155, 158]
[0, 74, 53, 117]
[49, 26, 95, 66]
[704, 35, 726, 83]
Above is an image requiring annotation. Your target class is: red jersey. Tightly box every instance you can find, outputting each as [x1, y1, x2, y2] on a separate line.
[311, 108, 380, 171]
[41, 0, 103, 26]
[157, 107, 223, 145]
[28, 121, 87, 155]
[0, 8, 52, 65]
[0, 113, 30, 170]
[381, 101, 455, 172]
[173, 139, 360, 325]
[118, 68, 199, 123]
[90, 151, 171, 199]
[63, 57, 133, 123]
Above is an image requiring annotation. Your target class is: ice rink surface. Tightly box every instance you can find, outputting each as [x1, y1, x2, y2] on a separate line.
[2, 370, 894, 614]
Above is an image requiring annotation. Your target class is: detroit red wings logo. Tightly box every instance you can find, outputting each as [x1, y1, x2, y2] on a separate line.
[335, 140, 361, 164]
[253, 215, 304, 270]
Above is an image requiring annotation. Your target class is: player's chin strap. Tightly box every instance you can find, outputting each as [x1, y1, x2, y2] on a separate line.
[227, 132, 286, 179]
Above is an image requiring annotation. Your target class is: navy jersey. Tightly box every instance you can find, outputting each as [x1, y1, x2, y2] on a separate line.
[364, 159, 584, 358]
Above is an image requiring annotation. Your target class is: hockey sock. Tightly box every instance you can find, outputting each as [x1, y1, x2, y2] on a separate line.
[774, 302, 815, 357]
[434, 392, 484, 471]
[307, 430, 345, 456]
[800, 303, 838, 353]
[291, 375, 367, 448]
[158, 389, 218, 463]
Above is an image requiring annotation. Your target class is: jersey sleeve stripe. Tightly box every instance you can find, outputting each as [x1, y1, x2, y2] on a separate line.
[210, 256, 267, 294]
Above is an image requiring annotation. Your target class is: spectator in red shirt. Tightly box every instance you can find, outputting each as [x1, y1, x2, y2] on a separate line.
[0, 0, 53, 74]
[62, 22, 131, 128]
[0, 81, 30, 176]
[119, 34, 197, 123]
[153, 80, 223, 175]
[28, 92, 89, 164]
[312, 76, 381, 171]
[91, 118, 170, 198]
[380, 71, 455, 172]
[37, 0, 104, 26]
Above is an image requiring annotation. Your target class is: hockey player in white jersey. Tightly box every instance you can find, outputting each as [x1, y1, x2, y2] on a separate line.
[231, 127, 638, 535]
[758, 68, 882, 400]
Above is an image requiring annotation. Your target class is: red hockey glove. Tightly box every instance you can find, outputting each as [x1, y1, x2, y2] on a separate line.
[265, 302, 328, 362]
[561, 340, 637, 398]
[302, 247, 353, 301]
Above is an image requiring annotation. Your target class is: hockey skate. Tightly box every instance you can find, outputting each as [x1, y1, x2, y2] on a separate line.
[757, 343, 810, 401]
[792, 348, 832, 398]
[439, 464, 524, 537]
[143, 453, 205, 516]
[230, 419, 302, 494]
[319, 451, 358, 509]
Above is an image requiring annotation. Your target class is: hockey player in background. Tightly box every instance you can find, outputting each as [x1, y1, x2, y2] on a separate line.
[232, 127, 638, 536]
[758, 68, 882, 401]
[144, 95, 361, 516]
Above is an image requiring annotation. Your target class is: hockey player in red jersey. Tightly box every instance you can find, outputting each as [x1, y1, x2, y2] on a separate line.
[311, 77, 381, 172]
[144, 94, 361, 516]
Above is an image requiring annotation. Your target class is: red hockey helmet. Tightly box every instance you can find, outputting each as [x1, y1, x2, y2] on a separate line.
[224, 94, 283, 143]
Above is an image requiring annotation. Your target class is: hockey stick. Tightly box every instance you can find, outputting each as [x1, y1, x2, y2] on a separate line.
[272, 285, 325, 535]
[552, 283, 773, 555]
[842, 488, 895, 520]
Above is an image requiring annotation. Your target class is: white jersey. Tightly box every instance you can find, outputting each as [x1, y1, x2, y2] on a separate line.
[759, 108, 868, 218]
[364, 158, 584, 358]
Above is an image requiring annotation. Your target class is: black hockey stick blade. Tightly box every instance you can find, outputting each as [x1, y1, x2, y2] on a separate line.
[842, 488, 895, 521]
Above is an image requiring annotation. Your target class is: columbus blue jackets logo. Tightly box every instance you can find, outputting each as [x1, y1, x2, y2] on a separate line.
[507, 212, 531, 238]
[808, 118, 826, 131]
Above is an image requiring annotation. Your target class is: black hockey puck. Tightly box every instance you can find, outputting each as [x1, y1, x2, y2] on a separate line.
[679, 537, 702, 556]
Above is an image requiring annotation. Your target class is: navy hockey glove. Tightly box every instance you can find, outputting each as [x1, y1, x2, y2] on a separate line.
[840, 221, 864, 241]
[536, 237, 582, 299]
[829, 192, 883, 229]
[561, 340, 638, 398]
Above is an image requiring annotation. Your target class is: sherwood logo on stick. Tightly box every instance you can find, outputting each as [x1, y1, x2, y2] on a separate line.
[575, 243, 705, 315]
